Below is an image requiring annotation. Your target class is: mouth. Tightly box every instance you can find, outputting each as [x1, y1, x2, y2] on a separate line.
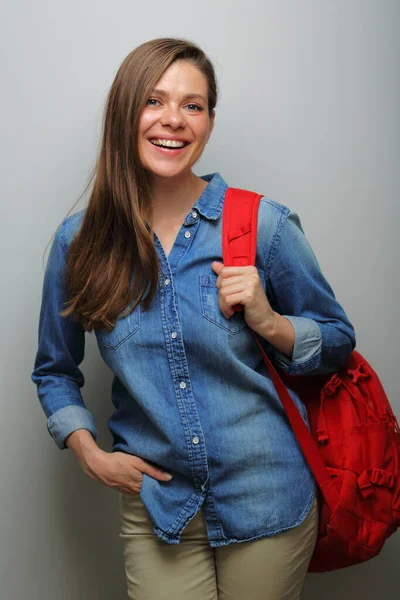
[148, 138, 191, 155]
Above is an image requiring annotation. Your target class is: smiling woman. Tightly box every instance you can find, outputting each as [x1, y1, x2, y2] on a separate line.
[31, 37, 356, 600]
[138, 60, 214, 186]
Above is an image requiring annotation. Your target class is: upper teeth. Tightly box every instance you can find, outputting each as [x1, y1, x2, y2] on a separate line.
[150, 139, 186, 148]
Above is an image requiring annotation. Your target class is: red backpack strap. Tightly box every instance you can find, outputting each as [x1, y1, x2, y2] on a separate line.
[222, 186, 339, 511]
[222, 187, 263, 267]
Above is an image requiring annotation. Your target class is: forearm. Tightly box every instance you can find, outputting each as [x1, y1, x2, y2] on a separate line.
[258, 312, 295, 358]
[268, 315, 355, 376]
[65, 429, 104, 467]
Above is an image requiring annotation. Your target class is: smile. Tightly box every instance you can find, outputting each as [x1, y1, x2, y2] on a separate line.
[147, 139, 191, 156]
[149, 138, 190, 149]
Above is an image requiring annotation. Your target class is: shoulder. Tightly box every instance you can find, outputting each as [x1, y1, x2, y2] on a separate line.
[256, 195, 294, 241]
[257, 195, 304, 237]
[59, 208, 87, 250]
[259, 196, 291, 217]
[253, 195, 306, 273]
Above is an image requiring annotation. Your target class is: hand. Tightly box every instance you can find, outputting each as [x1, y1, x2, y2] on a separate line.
[211, 261, 276, 336]
[81, 450, 174, 495]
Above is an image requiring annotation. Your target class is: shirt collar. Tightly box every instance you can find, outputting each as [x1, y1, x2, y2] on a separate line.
[191, 172, 228, 221]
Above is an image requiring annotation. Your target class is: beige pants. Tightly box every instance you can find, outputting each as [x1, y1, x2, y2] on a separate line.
[118, 492, 318, 600]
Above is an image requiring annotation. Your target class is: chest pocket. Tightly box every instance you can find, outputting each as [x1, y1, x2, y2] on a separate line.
[95, 304, 140, 350]
[200, 274, 248, 334]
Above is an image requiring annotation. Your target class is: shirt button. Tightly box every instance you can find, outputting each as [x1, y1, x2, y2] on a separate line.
[184, 231, 191, 239]
[191, 211, 198, 219]
[192, 436, 199, 444]
[171, 331, 177, 339]
[164, 278, 170, 285]
[179, 381, 186, 389]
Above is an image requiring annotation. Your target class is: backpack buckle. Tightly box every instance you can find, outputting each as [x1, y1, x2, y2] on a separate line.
[357, 470, 374, 498]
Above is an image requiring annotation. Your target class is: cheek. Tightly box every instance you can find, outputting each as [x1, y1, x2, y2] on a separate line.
[138, 111, 156, 136]
[192, 120, 211, 146]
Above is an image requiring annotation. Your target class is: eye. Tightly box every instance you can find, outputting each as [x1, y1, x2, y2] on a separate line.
[146, 98, 160, 106]
[186, 104, 203, 112]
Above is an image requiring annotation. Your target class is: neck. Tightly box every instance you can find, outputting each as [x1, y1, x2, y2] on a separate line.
[148, 170, 207, 220]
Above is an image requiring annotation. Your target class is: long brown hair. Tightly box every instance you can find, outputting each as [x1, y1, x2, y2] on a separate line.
[56, 38, 218, 332]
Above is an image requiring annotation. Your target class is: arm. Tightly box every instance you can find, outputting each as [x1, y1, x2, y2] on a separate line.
[257, 312, 295, 358]
[31, 219, 98, 450]
[31, 219, 174, 493]
[265, 211, 356, 375]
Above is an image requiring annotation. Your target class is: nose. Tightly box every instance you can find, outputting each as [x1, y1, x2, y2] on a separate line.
[159, 104, 186, 129]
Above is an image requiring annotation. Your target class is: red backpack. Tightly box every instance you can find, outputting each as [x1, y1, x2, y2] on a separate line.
[222, 187, 400, 572]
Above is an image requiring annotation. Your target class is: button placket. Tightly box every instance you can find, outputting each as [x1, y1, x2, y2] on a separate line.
[156, 218, 209, 489]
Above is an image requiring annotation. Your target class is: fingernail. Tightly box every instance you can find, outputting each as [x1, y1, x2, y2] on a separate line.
[163, 473, 173, 480]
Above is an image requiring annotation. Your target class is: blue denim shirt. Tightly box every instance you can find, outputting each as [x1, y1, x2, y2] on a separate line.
[31, 172, 355, 547]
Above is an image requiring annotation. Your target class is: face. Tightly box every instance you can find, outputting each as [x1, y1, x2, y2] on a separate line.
[137, 60, 215, 179]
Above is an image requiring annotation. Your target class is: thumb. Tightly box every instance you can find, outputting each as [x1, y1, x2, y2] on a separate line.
[211, 261, 224, 275]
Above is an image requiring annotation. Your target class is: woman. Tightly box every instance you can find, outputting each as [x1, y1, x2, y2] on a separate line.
[32, 37, 355, 599]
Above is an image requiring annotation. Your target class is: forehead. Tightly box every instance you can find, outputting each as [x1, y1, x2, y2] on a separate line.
[154, 60, 208, 95]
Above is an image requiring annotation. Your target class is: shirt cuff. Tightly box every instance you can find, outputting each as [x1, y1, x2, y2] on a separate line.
[273, 316, 322, 374]
[47, 405, 97, 450]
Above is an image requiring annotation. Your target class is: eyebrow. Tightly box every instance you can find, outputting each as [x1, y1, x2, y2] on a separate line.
[151, 88, 207, 103]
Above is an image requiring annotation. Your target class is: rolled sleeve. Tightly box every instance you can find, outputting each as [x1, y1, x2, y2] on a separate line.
[47, 405, 97, 450]
[273, 315, 322, 374]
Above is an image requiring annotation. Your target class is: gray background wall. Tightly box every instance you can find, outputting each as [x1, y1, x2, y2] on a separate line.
[1, 0, 398, 598]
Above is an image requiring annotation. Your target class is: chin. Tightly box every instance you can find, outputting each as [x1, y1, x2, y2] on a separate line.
[145, 164, 191, 179]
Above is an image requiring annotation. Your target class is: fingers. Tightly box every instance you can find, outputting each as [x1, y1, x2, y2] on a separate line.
[216, 268, 260, 318]
[219, 275, 244, 288]
[212, 262, 257, 277]
[220, 282, 246, 298]
[211, 260, 224, 275]
[215, 267, 259, 290]
[126, 471, 143, 495]
[118, 458, 173, 496]
[132, 456, 173, 481]
[219, 286, 246, 318]
[87, 452, 174, 497]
